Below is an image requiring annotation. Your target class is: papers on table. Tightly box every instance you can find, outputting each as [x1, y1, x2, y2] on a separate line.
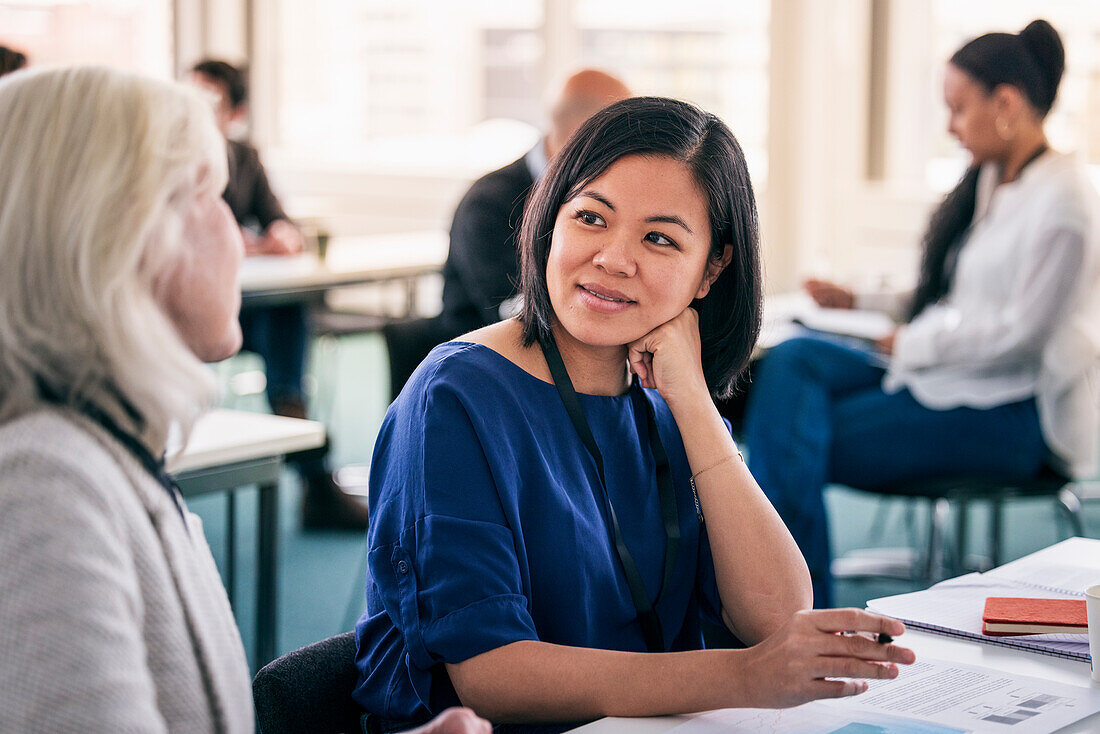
[869, 575, 1090, 659]
[867, 538, 1100, 662]
[757, 292, 894, 367]
[668, 657, 1100, 734]
[984, 538, 1100, 594]
[791, 305, 897, 342]
[760, 291, 896, 342]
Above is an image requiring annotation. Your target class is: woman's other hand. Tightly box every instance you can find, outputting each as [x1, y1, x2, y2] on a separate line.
[409, 707, 492, 734]
[876, 329, 898, 355]
[627, 307, 709, 408]
[260, 219, 305, 255]
[732, 609, 914, 709]
[804, 279, 855, 309]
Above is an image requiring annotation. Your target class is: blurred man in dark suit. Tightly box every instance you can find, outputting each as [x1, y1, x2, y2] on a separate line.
[385, 69, 631, 397]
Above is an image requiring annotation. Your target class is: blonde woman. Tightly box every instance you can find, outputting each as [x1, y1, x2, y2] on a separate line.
[0, 67, 487, 734]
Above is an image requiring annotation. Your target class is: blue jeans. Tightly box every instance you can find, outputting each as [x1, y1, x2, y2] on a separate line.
[240, 304, 329, 479]
[240, 304, 310, 408]
[742, 336, 1046, 608]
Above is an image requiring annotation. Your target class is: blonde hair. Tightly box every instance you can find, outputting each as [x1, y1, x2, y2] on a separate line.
[0, 66, 229, 452]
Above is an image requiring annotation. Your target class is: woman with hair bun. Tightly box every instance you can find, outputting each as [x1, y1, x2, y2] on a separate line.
[746, 19, 1100, 607]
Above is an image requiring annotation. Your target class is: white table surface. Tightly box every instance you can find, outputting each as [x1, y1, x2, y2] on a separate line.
[239, 229, 448, 294]
[168, 409, 326, 474]
[570, 629, 1100, 733]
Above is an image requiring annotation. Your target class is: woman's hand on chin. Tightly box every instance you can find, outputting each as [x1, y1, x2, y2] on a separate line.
[627, 308, 710, 408]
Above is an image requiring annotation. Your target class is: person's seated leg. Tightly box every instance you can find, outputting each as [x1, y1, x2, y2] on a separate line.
[243, 303, 370, 530]
[830, 389, 1046, 492]
[742, 336, 887, 608]
[260, 303, 310, 418]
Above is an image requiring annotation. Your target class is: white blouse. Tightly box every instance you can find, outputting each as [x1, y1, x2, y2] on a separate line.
[858, 151, 1100, 478]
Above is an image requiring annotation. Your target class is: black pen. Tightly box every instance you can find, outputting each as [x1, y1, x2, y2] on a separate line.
[841, 631, 893, 644]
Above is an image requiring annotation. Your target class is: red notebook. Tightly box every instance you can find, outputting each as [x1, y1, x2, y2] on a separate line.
[981, 597, 1088, 636]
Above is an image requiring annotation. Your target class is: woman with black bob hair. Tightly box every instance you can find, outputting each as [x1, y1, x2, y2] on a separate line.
[517, 95, 761, 400]
[747, 19, 1100, 608]
[354, 96, 912, 730]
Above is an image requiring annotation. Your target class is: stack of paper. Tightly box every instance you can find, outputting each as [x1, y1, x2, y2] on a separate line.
[867, 538, 1099, 662]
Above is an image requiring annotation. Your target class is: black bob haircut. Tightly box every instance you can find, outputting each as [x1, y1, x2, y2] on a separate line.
[518, 96, 762, 400]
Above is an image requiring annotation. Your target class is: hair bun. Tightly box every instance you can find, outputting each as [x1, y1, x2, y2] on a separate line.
[1018, 19, 1065, 111]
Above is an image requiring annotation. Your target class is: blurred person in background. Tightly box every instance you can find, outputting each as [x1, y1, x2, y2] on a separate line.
[384, 69, 631, 399]
[190, 59, 369, 530]
[0, 45, 26, 77]
[0, 65, 487, 734]
[744, 19, 1100, 607]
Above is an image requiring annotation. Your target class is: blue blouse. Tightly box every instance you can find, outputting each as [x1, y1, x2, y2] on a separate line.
[352, 342, 724, 720]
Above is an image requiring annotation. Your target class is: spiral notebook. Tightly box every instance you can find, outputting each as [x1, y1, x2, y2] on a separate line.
[867, 537, 1099, 662]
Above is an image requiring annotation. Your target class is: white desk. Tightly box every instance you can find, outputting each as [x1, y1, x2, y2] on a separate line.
[240, 230, 448, 309]
[570, 630, 1100, 732]
[169, 409, 326, 666]
[171, 409, 326, 473]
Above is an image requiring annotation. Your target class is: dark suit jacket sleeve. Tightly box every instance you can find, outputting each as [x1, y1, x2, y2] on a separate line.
[447, 177, 528, 322]
[246, 149, 290, 230]
[228, 141, 290, 231]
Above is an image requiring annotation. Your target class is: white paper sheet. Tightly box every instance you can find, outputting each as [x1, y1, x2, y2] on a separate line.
[866, 539, 1100, 660]
[758, 292, 895, 350]
[985, 538, 1100, 595]
[791, 307, 897, 341]
[667, 657, 1100, 733]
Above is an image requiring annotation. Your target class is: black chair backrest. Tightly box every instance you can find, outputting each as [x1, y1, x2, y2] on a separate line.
[253, 631, 364, 734]
[382, 316, 456, 400]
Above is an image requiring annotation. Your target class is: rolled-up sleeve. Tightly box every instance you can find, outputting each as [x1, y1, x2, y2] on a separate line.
[371, 516, 536, 670]
[366, 377, 538, 673]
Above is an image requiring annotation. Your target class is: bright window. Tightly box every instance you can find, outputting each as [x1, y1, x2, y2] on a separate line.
[575, 0, 770, 184]
[0, 0, 172, 78]
[266, 0, 770, 182]
[270, 0, 543, 176]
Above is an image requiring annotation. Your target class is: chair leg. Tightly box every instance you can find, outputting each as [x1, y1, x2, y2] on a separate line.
[924, 497, 950, 582]
[225, 491, 236, 608]
[311, 333, 340, 427]
[952, 498, 969, 577]
[904, 500, 920, 550]
[989, 498, 1004, 568]
[865, 497, 894, 546]
[1056, 487, 1085, 538]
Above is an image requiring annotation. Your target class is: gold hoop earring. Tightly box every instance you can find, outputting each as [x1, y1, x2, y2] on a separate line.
[995, 116, 1014, 141]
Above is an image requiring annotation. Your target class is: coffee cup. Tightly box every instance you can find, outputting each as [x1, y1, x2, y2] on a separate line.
[1086, 584, 1100, 682]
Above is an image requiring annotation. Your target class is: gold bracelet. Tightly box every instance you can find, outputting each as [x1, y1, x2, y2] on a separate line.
[688, 452, 744, 525]
[689, 452, 744, 482]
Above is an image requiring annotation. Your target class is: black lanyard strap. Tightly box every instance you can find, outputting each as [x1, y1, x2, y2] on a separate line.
[37, 383, 190, 531]
[89, 407, 190, 532]
[540, 335, 679, 653]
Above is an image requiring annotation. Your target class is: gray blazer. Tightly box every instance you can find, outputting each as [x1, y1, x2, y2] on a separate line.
[0, 408, 254, 733]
